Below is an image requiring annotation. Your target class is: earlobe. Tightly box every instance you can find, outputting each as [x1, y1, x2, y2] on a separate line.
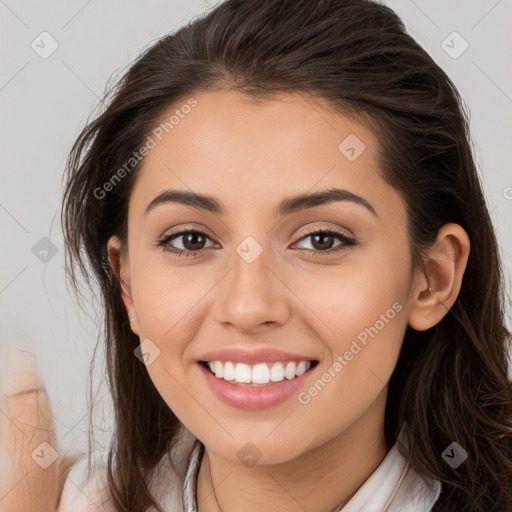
[408, 223, 470, 332]
[106, 235, 140, 336]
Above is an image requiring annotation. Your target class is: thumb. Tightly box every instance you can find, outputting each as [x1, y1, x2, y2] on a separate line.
[0, 349, 60, 512]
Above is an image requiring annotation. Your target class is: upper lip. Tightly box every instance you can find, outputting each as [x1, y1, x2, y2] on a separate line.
[198, 347, 318, 364]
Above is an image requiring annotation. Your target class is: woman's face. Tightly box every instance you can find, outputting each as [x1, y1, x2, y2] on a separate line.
[109, 90, 418, 464]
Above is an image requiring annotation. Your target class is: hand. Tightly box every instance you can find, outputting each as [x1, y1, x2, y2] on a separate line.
[0, 349, 60, 512]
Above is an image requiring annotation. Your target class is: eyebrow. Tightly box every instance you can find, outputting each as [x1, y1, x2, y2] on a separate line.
[144, 187, 378, 218]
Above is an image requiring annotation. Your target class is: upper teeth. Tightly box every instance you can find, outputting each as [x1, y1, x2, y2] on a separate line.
[206, 360, 312, 384]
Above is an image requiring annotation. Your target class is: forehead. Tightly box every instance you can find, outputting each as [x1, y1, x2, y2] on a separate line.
[128, 90, 401, 221]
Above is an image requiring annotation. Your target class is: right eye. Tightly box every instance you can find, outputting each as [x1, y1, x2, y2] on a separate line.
[157, 229, 217, 257]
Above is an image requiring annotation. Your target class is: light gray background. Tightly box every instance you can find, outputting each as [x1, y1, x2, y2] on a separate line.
[1, 0, 511, 457]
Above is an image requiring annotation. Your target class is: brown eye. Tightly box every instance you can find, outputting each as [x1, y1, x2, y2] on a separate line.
[157, 229, 216, 257]
[181, 232, 207, 250]
[293, 228, 357, 256]
[308, 232, 336, 250]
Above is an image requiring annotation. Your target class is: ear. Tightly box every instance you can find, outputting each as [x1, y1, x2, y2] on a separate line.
[106, 235, 140, 336]
[408, 223, 470, 331]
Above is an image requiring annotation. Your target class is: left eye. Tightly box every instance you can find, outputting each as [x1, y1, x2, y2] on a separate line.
[156, 228, 356, 257]
[293, 228, 355, 252]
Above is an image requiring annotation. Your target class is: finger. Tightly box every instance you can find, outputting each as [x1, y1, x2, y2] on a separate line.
[0, 350, 60, 512]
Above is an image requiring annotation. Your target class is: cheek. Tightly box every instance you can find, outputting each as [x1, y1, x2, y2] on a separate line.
[288, 248, 410, 407]
[289, 247, 409, 346]
[131, 256, 209, 339]
[293, 278, 406, 442]
[128, 259, 216, 402]
[131, 236, 411, 432]
[131, 266, 198, 413]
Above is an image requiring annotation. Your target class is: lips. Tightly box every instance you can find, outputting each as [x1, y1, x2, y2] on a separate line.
[197, 358, 319, 409]
[198, 347, 318, 365]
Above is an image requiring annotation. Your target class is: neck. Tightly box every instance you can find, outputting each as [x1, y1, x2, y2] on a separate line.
[196, 388, 389, 512]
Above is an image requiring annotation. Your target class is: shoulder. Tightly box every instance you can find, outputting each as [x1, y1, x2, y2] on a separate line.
[150, 423, 199, 511]
[57, 423, 198, 512]
[56, 455, 115, 512]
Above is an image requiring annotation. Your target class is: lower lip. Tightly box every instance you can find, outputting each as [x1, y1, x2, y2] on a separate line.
[197, 362, 318, 410]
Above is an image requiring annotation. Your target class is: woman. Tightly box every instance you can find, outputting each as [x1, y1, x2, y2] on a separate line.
[2, 0, 511, 510]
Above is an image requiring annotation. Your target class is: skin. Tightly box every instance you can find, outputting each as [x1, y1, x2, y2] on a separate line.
[106, 90, 470, 511]
[108, 92, 469, 512]
[0, 90, 470, 512]
[0, 358, 60, 512]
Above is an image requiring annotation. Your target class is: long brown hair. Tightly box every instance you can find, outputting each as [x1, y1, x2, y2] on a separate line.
[61, 0, 512, 510]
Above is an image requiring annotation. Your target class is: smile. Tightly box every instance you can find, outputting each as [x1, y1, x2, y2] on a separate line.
[197, 360, 319, 409]
[201, 360, 317, 386]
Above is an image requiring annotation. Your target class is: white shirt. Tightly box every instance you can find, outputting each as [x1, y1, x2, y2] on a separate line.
[58, 422, 441, 512]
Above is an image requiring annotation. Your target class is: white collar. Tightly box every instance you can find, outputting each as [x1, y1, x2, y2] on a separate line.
[56, 422, 441, 512]
[340, 425, 441, 511]
[182, 424, 441, 512]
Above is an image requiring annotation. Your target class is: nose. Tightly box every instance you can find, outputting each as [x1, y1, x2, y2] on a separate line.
[214, 247, 290, 335]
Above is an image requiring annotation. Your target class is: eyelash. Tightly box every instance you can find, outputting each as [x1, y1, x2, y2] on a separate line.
[156, 227, 356, 258]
